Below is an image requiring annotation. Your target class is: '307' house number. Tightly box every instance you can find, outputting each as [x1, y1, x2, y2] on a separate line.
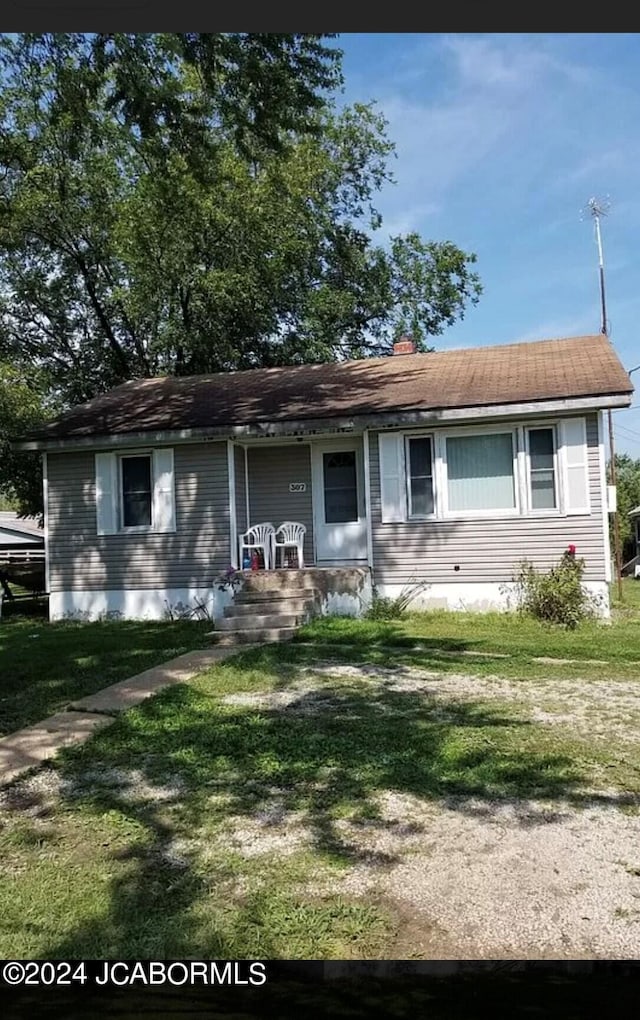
[289, 482, 306, 492]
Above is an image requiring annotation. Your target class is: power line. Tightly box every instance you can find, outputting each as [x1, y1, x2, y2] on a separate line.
[616, 423, 640, 441]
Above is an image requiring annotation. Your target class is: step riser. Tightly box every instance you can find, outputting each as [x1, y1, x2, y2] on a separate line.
[225, 600, 317, 617]
[218, 614, 304, 631]
[234, 594, 321, 608]
[238, 574, 323, 592]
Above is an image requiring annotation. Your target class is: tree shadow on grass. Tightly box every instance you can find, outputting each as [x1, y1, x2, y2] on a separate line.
[24, 670, 602, 957]
[20, 645, 638, 959]
[236, 626, 498, 689]
[294, 618, 478, 653]
[0, 617, 210, 735]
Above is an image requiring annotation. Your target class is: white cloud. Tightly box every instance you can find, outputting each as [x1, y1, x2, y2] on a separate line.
[368, 34, 596, 227]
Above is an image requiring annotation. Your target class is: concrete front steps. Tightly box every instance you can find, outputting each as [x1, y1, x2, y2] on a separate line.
[209, 572, 322, 646]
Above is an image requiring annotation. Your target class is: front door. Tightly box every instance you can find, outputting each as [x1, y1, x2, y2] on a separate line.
[312, 440, 367, 563]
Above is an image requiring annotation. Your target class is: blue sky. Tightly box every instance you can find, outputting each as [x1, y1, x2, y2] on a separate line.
[339, 33, 640, 456]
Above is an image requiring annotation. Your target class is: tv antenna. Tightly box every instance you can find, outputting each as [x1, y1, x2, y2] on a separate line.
[582, 196, 610, 335]
[582, 195, 623, 600]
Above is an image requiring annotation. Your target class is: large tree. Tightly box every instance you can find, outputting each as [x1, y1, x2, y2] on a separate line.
[0, 362, 52, 516]
[0, 33, 482, 512]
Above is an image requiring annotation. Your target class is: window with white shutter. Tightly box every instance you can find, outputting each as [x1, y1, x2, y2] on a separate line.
[559, 418, 590, 515]
[94, 448, 176, 534]
[151, 448, 176, 533]
[95, 452, 119, 535]
[378, 433, 406, 523]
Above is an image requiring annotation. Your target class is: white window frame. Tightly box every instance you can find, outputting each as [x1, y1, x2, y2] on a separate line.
[378, 417, 591, 524]
[118, 449, 154, 533]
[524, 423, 561, 516]
[404, 434, 437, 520]
[439, 425, 521, 520]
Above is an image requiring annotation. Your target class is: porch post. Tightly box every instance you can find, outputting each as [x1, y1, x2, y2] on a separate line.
[227, 440, 238, 569]
[42, 452, 50, 596]
[362, 429, 374, 570]
[244, 445, 250, 531]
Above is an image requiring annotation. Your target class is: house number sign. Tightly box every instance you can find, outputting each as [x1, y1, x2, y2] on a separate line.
[289, 482, 306, 492]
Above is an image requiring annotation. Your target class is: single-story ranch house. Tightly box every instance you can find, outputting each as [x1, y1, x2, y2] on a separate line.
[17, 333, 633, 621]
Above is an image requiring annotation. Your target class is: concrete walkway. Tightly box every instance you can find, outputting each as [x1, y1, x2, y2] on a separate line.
[0, 645, 246, 788]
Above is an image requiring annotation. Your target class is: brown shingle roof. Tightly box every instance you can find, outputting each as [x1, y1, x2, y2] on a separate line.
[24, 334, 633, 443]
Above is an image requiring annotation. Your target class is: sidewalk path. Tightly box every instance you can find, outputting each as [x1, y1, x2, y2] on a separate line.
[0, 646, 246, 788]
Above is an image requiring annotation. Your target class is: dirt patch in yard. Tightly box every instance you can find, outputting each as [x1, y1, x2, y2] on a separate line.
[4, 661, 640, 959]
[217, 663, 640, 958]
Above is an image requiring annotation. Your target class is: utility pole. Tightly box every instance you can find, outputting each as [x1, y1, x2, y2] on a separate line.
[584, 197, 623, 601]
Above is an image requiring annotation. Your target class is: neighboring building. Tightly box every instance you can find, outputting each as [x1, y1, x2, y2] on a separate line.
[0, 512, 44, 551]
[0, 512, 45, 599]
[15, 334, 634, 621]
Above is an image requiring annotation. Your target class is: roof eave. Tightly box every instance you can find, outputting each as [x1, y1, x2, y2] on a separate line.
[13, 391, 633, 452]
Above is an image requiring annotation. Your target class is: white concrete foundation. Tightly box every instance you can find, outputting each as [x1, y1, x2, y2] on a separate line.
[49, 586, 233, 622]
[373, 581, 610, 617]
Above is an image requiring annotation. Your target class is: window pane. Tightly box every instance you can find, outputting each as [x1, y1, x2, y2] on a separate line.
[323, 451, 358, 523]
[447, 433, 515, 511]
[123, 494, 152, 527]
[409, 438, 432, 478]
[529, 428, 554, 470]
[122, 456, 152, 527]
[410, 476, 434, 517]
[407, 437, 434, 517]
[529, 429, 557, 509]
[325, 488, 358, 523]
[531, 470, 556, 509]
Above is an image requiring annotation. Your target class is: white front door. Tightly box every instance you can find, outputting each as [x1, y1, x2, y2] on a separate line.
[311, 439, 368, 563]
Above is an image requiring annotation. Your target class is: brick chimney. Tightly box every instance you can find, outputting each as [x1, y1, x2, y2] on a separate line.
[392, 335, 417, 356]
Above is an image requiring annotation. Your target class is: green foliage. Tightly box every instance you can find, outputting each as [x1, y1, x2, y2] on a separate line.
[611, 454, 640, 563]
[364, 579, 429, 620]
[0, 363, 54, 516]
[0, 33, 481, 394]
[514, 550, 593, 629]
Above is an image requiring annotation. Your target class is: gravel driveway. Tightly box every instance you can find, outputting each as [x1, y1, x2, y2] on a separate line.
[3, 660, 640, 959]
[219, 663, 640, 959]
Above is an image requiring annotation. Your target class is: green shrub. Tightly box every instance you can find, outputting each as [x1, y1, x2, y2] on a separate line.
[365, 579, 429, 620]
[514, 548, 593, 629]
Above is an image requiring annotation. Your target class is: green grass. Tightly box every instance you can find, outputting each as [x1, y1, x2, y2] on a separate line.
[612, 576, 640, 614]
[291, 581, 640, 681]
[0, 616, 210, 734]
[1, 584, 640, 958]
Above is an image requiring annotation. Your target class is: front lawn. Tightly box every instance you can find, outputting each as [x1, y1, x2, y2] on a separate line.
[0, 616, 210, 735]
[295, 580, 640, 681]
[1, 592, 640, 959]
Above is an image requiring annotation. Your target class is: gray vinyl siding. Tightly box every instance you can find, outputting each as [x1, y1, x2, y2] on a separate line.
[247, 444, 314, 565]
[48, 443, 229, 591]
[369, 413, 607, 584]
[234, 444, 247, 537]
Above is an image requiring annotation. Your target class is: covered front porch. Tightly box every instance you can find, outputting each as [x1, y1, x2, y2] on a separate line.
[227, 434, 372, 572]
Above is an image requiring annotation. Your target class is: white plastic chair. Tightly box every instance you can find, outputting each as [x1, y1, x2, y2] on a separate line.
[239, 522, 275, 571]
[273, 521, 306, 569]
